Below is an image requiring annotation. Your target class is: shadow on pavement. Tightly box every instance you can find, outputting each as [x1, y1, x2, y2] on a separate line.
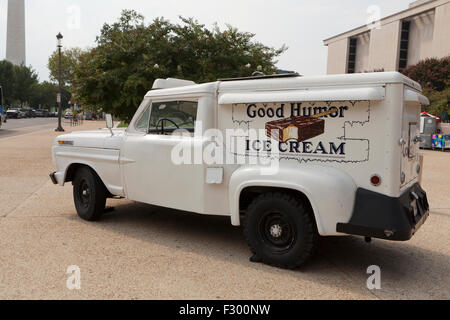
[82, 201, 450, 299]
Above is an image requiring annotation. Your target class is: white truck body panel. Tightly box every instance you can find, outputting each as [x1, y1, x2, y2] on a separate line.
[51, 72, 429, 237]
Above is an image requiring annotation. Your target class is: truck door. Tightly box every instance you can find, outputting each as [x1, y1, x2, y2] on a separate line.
[121, 99, 206, 213]
[400, 100, 421, 189]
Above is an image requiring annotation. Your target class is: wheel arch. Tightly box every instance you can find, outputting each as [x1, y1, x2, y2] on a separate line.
[65, 163, 85, 183]
[229, 165, 358, 236]
[231, 180, 322, 233]
[239, 185, 318, 230]
[65, 162, 97, 183]
[64, 163, 112, 197]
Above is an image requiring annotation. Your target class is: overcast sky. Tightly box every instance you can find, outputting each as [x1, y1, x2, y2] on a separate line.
[0, 0, 413, 82]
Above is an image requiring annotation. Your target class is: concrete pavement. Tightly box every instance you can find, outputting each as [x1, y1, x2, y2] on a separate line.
[0, 121, 449, 300]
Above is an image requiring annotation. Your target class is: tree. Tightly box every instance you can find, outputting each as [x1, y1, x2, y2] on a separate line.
[0, 60, 39, 107]
[402, 56, 450, 115]
[402, 57, 449, 92]
[29, 81, 59, 109]
[13, 64, 39, 105]
[48, 47, 84, 88]
[72, 10, 287, 122]
[0, 60, 15, 105]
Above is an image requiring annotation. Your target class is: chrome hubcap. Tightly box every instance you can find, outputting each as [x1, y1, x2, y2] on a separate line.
[259, 212, 296, 252]
[270, 224, 283, 238]
[79, 180, 91, 209]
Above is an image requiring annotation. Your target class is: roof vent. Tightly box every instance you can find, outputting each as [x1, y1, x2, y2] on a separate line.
[152, 78, 196, 90]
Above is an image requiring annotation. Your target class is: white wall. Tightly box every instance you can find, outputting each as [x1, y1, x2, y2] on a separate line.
[408, 11, 435, 66]
[368, 20, 401, 71]
[326, 38, 348, 74]
[432, 2, 450, 58]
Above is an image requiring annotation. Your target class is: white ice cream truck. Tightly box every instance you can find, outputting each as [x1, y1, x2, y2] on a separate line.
[51, 72, 430, 269]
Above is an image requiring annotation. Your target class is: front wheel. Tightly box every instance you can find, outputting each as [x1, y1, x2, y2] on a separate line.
[73, 167, 107, 221]
[244, 192, 318, 269]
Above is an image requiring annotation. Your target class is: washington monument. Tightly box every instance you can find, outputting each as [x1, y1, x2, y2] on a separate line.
[6, 0, 26, 65]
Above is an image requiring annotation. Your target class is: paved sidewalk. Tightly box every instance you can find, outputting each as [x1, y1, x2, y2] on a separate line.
[0, 122, 449, 300]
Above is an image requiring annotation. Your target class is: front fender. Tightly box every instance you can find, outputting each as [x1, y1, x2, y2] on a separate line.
[52, 146, 124, 197]
[229, 165, 357, 236]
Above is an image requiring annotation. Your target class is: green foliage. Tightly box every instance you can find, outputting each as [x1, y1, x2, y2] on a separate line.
[423, 87, 450, 117]
[48, 47, 84, 88]
[13, 65, 39, 103]
[402, 56, 450, 116]
[402, 57, 449, 92]
[0, 60, 64, 110]
[0, 60, 15, 105]
[0, 60, 40, 107]
[117, 121, 129, 128]
[29, 81, 59, 109]
[72, 10, 287, 122]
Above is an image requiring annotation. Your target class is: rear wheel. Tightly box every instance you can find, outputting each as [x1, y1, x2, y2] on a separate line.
[244, 192, 318, 269]
[73, 167, 107, 221]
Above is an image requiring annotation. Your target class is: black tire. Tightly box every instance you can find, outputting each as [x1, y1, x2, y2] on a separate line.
[73, 167, 107, 221]
[244, 192, 318, 269]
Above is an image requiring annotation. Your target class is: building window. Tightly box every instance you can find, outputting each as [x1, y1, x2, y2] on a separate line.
[398, 20, 411, 72]
[347, 38, 357, 73]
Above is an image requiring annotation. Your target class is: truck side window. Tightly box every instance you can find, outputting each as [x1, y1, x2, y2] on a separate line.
[149, 100, 198, 135]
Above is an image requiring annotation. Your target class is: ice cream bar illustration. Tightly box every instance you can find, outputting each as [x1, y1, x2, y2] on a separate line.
[266, 108, 338, 143]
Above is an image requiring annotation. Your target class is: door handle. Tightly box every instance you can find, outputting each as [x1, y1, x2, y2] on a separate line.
[413, 136, 423, 144]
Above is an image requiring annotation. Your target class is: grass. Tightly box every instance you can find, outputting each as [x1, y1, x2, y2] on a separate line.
[118, 121, 129, 128]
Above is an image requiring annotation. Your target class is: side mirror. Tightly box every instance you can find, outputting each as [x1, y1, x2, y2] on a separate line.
[106, 114, 113, 129]
[106, 114, 114, 136]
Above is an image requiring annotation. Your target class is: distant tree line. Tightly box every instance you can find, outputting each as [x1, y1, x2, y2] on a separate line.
[47, 10, 287, 122]
[0, 60, 67, 110]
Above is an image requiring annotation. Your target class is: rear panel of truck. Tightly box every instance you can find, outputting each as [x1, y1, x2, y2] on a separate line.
[401, 89, 423, 192]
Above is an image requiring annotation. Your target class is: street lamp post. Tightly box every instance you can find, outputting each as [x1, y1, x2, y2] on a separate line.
[55, 32, 65, 132]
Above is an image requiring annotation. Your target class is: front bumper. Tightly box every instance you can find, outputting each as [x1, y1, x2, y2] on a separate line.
[50, 172, 58, 185]
[337, 183, 429, 241]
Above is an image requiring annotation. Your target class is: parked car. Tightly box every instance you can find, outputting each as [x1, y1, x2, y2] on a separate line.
[36, 109, 49, 117]
[25, 109, 36, 118]
[20, 109, 30, 118]
[64, 111, 73, 119]
[6, 109, 20, 119]
[51, 73, 430, 269]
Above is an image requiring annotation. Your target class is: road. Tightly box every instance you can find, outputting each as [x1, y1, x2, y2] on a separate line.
[0, 118, 61, 139]
[0, 121, 449, 300]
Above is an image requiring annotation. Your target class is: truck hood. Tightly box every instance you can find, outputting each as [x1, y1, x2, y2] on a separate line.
[55, 128, 126, 150]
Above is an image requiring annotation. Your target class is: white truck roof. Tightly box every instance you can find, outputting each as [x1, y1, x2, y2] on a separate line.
[145, 72, 423, 102]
